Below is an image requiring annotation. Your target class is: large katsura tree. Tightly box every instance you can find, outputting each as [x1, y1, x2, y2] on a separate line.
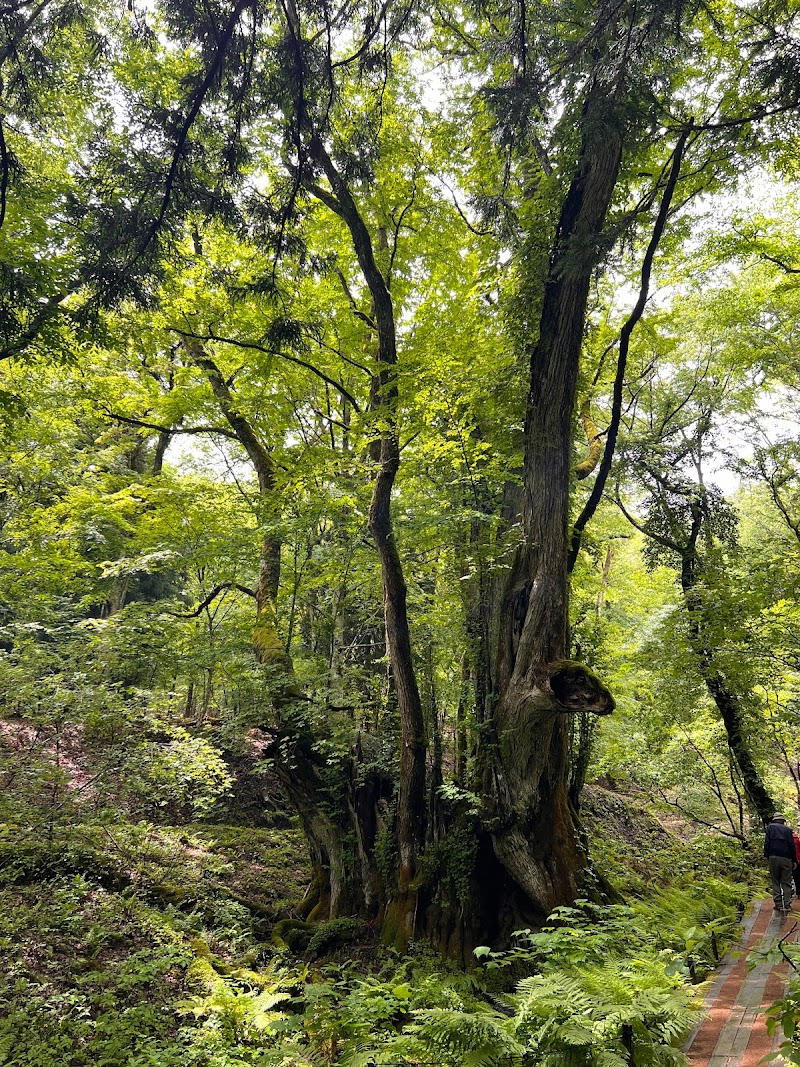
[447, 0, 800, 932]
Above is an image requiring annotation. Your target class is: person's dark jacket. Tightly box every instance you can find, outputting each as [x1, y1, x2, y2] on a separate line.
[764, 822, 796, 859]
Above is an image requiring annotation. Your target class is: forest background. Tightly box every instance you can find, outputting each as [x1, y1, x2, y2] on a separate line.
[4, 0, 800, 1062]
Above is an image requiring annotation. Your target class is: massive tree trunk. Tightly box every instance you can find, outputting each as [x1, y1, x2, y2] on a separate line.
[280, 53, 622, 950]
[481, 76, 621, 926]
[209, 0, 679, 952]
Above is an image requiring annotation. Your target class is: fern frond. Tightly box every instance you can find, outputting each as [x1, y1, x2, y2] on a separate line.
[337, 1047, 379, 1067]
[412, 1008, 523, 1066]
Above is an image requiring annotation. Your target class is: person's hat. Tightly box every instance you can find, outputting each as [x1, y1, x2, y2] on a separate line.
[772, 813, 787, 822]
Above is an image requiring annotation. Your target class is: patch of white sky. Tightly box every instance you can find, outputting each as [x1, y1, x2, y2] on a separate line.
[637, 167, 800, 497]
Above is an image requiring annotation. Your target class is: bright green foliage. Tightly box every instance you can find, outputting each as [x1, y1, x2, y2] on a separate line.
[0, 806, 754, 1067]
[4, 0, 800, 1056]
[514, 962, 694, 1067]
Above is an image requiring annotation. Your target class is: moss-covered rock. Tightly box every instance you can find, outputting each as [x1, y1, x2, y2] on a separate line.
[272, 918, 313, 951]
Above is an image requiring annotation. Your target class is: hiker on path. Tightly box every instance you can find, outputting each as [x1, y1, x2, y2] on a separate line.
[792, 825, 800, 897]
[764, 813, 795, 912]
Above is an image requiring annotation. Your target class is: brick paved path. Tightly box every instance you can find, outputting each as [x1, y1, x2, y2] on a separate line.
[684, 898, 799, 1067]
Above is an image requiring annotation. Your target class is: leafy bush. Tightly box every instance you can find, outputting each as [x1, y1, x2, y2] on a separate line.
[126, 729, 233, 821]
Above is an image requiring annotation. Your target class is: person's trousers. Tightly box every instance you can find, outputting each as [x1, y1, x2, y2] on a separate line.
[769, 855, 794, 910]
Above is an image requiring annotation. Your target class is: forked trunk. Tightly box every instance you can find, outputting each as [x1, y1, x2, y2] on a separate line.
[484, 73, 623, 923]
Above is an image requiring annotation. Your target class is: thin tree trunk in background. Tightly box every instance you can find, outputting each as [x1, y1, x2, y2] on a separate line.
[596, 544, 614, 618]
[310, 138, 427, 920]
[677, 505, 775, 824]
[152, 429, 172, 475]
[455, 656, 469, 786]
[182, 335, 286, 668]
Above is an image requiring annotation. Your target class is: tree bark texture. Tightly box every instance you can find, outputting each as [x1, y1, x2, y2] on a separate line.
[489, 74, 623, 919]
[273, 734, 393, 920]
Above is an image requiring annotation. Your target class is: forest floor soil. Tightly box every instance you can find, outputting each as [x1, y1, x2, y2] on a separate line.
[684, 897, 798, 1067]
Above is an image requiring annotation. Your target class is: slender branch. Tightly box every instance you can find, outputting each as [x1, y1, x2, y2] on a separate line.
[775, 925, 800, 974]
[655, 785, 744, 839]
[613, 492, 682, 552]
[387, 179, 417, 287]
[304, 328, 373, 374]
[670, 99, 800, 133]
[568, 127, 690, 572]
[122, 0, 252, 279]
[103, 408, 238, 440]
[756, 452, 800, 547]
[333, 268, 376, 330]
[182, 335, 277, 495]
[657, 358, 711, 438]
[679, 728, 738, 837]
[757, 251, 800, 275]
[174, 327, 361, 410]
[0, 117, 9, 231]
[0, 0, 52, 65]
[328, 0, 393, 68]
[727, 752, 746, 837]
[429, 170, 495, 236]
[163, 581, 257, 618]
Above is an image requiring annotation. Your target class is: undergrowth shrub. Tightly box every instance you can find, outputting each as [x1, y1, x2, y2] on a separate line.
[0, 794, 756, 1067]
[514, 961, 695, 1067]
[307, 917, 362, 957]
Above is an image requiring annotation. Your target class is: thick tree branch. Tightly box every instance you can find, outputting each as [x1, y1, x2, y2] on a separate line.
[308, 132, 427, 878]
[754, 250, 800, 275]
[574, 398, 604, 480]
[307, 181, 344, 218]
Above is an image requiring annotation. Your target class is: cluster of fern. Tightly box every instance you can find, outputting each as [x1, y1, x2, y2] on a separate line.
[155, 899, 719, 1067]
